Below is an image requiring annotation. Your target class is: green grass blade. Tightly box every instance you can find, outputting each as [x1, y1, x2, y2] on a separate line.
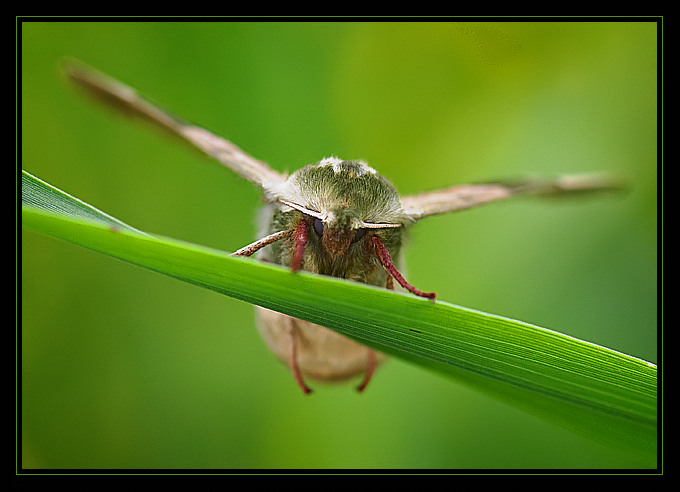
[21, 170, 147, 235]
[20, 170, 657, 459]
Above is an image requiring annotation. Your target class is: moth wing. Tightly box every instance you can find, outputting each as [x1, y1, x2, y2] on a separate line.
[64, 60, 287, 191]
[401, 174, 622, 220]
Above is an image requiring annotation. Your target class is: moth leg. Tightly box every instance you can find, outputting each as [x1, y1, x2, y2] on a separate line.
[385, 272, 394, 291]
[231, 230, 291, 257]
[287, 324, 312, 394]
[290, 220, 308, 272]
[356, 349, 377, 393]
[372, 236, 436, 300]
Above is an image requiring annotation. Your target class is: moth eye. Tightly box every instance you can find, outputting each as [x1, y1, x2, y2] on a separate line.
[313, 217, 324, 237]
[352, 227, 367, 243]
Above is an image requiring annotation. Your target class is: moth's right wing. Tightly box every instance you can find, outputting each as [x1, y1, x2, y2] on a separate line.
[64, 60, 287, 191]
[401, 173, 623, 220]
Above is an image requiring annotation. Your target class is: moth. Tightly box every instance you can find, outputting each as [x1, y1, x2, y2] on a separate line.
[65, 62, 619, 394]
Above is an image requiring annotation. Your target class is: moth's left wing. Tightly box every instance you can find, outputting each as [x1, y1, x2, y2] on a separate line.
[401, 173, 622, 220]
[64, 60, 287, 190]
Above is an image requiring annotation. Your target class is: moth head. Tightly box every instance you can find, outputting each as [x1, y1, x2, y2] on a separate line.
[271, 158, 409, 257]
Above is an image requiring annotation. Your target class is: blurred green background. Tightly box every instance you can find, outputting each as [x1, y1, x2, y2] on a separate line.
[21, 21, 658, 469]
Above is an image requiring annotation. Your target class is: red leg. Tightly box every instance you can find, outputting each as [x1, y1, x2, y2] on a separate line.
[287, 326, 312, 394]
[356, 349, 377, 393]
[290, 220, 308, 272]
[372, 236, 436, 300]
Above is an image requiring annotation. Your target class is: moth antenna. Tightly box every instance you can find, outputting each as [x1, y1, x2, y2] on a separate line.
[290, 220, 308, 272]
[231, 230, 292, 257]
[372, 236, 436, 300]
